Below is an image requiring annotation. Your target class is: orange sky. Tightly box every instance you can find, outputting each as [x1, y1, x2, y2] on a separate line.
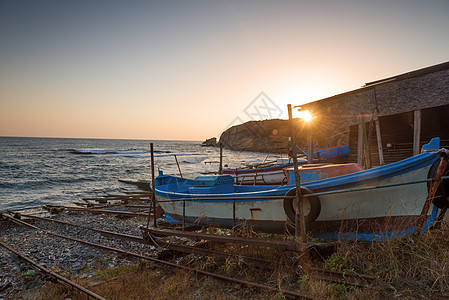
[1, 1, 448, 140]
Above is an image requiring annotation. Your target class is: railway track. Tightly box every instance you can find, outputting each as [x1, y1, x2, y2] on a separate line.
[18, 211, 376, 288]
[3, 213, 321, 299]
[0, 240, 106, 300]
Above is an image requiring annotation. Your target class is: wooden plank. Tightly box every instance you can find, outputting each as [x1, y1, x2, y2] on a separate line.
[64, 206, 149, 217]
[413, 110, 421, 155]
[140, 226, 311, 252]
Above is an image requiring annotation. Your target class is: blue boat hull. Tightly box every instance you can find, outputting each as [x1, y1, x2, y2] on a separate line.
[155, 139, 444, 241]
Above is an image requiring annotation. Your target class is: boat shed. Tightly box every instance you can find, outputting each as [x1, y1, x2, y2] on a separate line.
[300, 61, 449, 166]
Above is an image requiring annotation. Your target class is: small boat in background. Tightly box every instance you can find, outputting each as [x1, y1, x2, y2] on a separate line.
[222, 157, 305, 185]
[304, 144, 349, 162]
[154, 138, 448, 241]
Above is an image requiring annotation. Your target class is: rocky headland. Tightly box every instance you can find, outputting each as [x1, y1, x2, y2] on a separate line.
[218, 119, 292, 153]
[216, 118, 348, 153]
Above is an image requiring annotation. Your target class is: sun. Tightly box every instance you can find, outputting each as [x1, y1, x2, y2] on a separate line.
[297, 110, 313, 122]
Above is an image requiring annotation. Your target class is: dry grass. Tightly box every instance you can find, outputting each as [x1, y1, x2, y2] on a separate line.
[38, 219, 449, 299]
[326, 219, 449, 299]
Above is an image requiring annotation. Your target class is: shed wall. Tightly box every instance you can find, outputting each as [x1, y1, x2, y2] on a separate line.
[301, 65, 449, 164]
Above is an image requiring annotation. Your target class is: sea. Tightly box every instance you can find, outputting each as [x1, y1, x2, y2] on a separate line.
[0, 137, 275, 212]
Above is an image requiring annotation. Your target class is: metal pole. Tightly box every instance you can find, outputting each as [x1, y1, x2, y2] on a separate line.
[174, 155, 183, 178]
[182, 199, 186, 231]
[233, 199, 236, 230]
[151, 143, 157, 227]
[219, 142, 223, 175]
[307, 127, 313, 164]
[288, 104, 307, 243]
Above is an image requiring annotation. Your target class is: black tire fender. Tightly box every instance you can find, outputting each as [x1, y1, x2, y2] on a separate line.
[283, 187, 321, 225]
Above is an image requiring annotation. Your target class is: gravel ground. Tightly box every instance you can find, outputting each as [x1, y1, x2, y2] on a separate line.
[0, 204, 159, 299]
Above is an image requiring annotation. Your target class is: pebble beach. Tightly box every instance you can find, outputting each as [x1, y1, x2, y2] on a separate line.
[0, 205, 156, 299]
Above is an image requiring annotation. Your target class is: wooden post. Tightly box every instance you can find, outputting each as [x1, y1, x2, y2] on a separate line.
[148, 143, 157, 228]
[413, 110, 421, 156]
[375, 115, 384, 165]
[357, 123, 363, 165]
[288, 104, 307, 243]
[174, 155, 183, 178]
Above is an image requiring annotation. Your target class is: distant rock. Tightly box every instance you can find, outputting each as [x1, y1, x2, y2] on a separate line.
[219, 119, 292, 153]
[201, 137, 217, 147]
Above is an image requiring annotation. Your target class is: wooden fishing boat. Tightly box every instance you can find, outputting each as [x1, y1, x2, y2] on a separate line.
[222, 145, 349, 185]
[154, 138, 448, 241]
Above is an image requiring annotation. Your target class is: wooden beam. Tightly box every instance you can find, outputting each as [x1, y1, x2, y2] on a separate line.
[357, 123, 363, 165]
[361, 114, 371, 169]
[375, 116, 384, 165]
[140, 226, 311, 252]
[413, 110, 421, 156]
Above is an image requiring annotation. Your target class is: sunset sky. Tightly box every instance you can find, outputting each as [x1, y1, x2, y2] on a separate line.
[1, 0, 448, 140]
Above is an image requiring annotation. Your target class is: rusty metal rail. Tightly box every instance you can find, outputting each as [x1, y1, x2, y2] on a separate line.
[124, 204, 152, 209]
[3, 214, 319, 299]
[159, 242, 376, 288]
[309, 267, 376, 288]
[0, 240, 106, 300]
[18, 214, 375, 288]
[21, 214, 145, 244]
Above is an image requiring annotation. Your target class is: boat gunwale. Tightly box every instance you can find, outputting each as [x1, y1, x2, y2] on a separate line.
[155, 151, 440, 200]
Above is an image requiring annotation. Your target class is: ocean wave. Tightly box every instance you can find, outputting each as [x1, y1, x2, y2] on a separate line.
[121, 154, 150, 158]
[0, 177, 97, 190]
[70, 149, 147, 155]
[1, 138, 259, 211]
[154, 153, 204, 158]
[181, 156, 208, 164]
[0, 161, 22, 170]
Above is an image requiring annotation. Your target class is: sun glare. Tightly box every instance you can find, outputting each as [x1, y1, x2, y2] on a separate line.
[297, 110, 313, 122]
